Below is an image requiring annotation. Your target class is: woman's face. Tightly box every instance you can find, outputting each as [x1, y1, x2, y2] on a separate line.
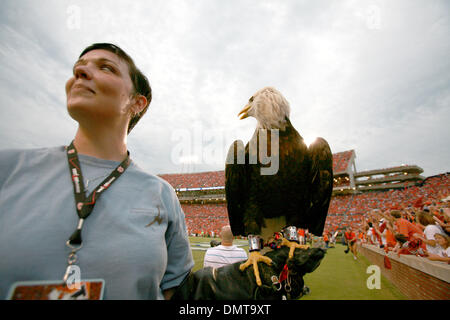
[65, 49, 134, 128]
[434, 234, 447, 247]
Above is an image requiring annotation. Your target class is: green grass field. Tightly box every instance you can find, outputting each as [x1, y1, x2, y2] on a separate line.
[189, 237, 407, 300]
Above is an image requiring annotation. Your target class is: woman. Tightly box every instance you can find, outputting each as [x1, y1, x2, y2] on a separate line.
[426, 233, 450, 263]
[0, 43, 193, 300]
[413, 211, 445, 256]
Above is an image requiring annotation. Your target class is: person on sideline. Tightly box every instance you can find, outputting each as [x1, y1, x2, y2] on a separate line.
[323, 231, 329, 249]
[203, 226, 248, 268]
[0, 43, 193, 300]
[330, 230, 339, 247]
[344, 226, 358, 260]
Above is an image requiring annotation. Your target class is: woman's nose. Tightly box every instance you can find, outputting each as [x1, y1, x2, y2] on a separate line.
[74, 64, 92, 80]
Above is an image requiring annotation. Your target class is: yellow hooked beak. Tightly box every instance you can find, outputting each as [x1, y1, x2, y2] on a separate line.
[238, 105, 251, 120]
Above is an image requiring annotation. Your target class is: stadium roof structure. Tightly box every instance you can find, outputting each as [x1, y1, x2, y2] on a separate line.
[354, 165, 423, 178]
[354, 165, 425, 192]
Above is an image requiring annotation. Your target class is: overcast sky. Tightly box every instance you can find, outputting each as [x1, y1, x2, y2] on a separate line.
[0, 0, 449, 178]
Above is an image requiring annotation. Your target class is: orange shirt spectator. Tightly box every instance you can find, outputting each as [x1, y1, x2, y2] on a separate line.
[385, 228, 396, 248]
[323, 234, 329, 242]
[395, 218, 423, 240]
[345, 231, 356, 242]
[298, 228, 305, 237]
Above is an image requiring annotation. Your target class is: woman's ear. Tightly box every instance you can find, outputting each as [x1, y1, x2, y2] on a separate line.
[130, 95, 147, 116]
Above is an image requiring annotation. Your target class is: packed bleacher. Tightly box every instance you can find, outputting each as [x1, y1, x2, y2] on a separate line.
[167, 171, 449, 238]
[161, 150, 356, 191]
[178, 173, 449, 264]
[333, 150, 354, 173]
[181, 203, 229, 237]
[160, 171, 224, 189]
[324, 174, 450, 231]
[159, 153, 449, 263]
[162, 150, 357, 190]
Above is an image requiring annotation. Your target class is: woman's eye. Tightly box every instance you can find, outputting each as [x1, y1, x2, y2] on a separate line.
[100, 65, 114, 72]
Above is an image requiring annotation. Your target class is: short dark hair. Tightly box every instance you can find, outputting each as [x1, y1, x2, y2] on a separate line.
[395, 233, 408, 244]
[79, 43, 152, 134]
[390, 210, 402, 219]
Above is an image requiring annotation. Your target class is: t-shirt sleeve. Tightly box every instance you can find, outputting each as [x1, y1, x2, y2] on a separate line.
[203, 249, 211, 268]
[444, 247, 450, 258]
[160, 183, 194, 291]
[423, 226, 439, 240]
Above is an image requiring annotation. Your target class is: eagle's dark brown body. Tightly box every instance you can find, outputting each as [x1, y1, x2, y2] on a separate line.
[225, 118, 333, 237]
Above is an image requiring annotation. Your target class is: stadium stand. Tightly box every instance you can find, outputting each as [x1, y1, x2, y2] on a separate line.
[324, 173, 449, 232]
[158, 150, 449, 237]
[181, 203, 229, 237]
[333, 150, 355, 174]
[160, 171, 224, 189]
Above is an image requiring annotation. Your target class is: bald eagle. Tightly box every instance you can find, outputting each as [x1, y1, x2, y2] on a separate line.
[225, 87, 333, 286]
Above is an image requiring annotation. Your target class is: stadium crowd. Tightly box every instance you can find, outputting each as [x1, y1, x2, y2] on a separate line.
[347, 205, 450, 263]
[182, 203, 229, 237]
[177, 173, 449, 265]
[160, 171, 224, 189]
[321, 174, 450, 263]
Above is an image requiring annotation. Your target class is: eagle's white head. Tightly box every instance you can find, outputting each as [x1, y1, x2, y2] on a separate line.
[238, 86, 291, 130]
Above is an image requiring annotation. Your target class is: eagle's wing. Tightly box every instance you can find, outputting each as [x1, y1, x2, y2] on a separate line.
[306, 137, 333, 235]
[225, 140, 248, 236]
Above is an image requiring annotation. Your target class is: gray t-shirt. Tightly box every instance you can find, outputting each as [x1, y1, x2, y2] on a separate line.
[0, 146, 194, 299]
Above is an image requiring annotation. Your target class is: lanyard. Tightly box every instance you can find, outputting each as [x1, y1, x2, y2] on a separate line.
[63, 141, 131, 284]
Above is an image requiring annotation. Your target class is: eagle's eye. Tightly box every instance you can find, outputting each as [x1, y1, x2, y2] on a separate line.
[249, 96, 254, 103]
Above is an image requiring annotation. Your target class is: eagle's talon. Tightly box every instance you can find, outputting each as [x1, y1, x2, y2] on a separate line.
[239, 251, 272, 286]
[281, 237, 309, 259]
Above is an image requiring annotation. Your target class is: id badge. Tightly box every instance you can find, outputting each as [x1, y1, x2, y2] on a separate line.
[7, 279, 105, 300]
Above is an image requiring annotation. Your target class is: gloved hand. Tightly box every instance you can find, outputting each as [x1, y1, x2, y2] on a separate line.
[171, 247, 325, 300]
